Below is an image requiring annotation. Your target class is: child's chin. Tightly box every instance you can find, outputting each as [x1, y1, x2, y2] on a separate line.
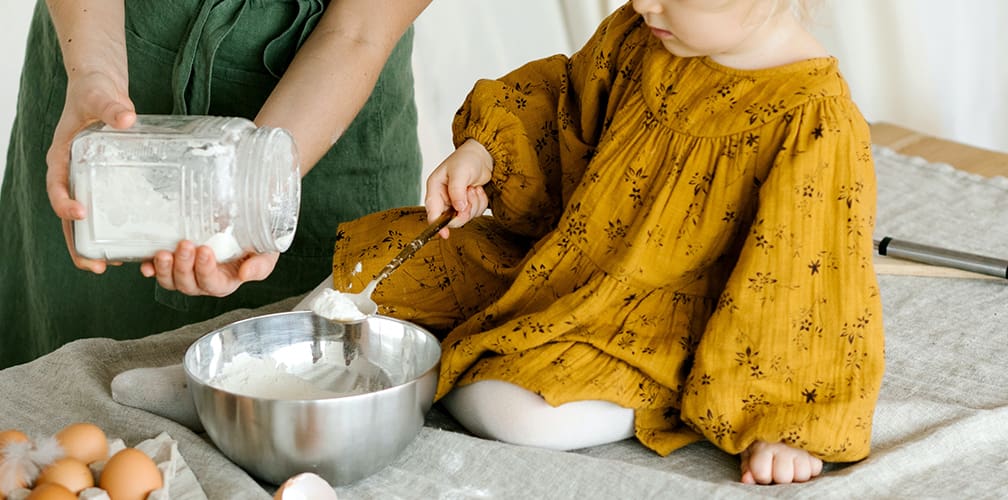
[661, 42, 704, 58]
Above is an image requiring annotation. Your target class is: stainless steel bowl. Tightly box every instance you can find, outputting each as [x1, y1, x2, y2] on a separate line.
[183, 311, 440, 486]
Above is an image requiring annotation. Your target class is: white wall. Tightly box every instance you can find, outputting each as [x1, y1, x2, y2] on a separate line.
[1, 2, 33, 191]
[412, 0, 1008, 157]
[412, 1, 574, 182]
[3, 1, 1008, 194]
[810, 0, 1008, 152]
[412, 0, 622, 180]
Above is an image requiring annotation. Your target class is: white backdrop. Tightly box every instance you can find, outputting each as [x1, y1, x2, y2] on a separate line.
[413, 0, 1008, 178]
[811, 0, 1008, 153]
[3, 1, 1008, 191]
[412, 0, 622, 181]
[0, 2, 33, 192]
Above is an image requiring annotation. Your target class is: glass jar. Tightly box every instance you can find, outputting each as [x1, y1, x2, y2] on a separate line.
[69, 115, 300, 262]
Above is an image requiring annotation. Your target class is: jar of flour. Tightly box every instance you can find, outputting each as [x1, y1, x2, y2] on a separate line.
[69, 115, 300, 262]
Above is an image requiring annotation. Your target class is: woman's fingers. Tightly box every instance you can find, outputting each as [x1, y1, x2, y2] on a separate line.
[45, 120, 84, 220]
[102, 102, 136, 130]
[170, 241, 200, 294]
[61, 219, 107, 274]
[151, 250, 176, 290]
[145, 242, 276, 297]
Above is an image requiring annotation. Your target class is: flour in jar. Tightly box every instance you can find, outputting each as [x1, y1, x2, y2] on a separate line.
[71, 116, 300, 262]
[202, 227, 244, 262]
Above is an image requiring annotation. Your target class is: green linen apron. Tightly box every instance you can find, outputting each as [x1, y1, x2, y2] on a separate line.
[0, 0, 422, 368]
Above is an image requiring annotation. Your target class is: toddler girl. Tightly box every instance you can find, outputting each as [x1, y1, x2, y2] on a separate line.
[333, 0, 883, 485]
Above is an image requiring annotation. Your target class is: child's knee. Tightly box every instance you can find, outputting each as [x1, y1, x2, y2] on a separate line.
[441, 379, 635, 451]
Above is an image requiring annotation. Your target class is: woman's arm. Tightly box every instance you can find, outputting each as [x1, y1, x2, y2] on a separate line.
[45, 0, 137, 274]
[45, 0, 129, 91]
[145, 0, 432, 295]
[256, 0, 432, 175]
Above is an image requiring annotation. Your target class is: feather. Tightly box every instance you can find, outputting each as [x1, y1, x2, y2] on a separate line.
[0, 441, 37, 493]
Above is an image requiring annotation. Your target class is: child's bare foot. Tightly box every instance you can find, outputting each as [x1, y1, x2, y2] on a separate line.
[740, 441, 824, 484]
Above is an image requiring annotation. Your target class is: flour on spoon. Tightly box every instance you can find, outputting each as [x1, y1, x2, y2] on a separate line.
[310, 288, 367, 321]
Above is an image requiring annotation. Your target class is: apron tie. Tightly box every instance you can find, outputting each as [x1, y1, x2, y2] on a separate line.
[263, 0, 325, 78]
[172, 0, 326, 114]
[171, 0, 249, 115]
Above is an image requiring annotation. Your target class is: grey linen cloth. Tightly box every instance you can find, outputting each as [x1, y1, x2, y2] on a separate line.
[2, 146, 1008, 498]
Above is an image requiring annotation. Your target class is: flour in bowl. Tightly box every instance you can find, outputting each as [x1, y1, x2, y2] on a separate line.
[209, 353, 346, 399]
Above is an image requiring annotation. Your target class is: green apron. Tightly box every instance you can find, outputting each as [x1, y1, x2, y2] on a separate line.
[0, 0, 422, 368]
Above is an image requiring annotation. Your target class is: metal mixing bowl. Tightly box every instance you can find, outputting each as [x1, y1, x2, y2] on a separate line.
[183, 311, 440, 486]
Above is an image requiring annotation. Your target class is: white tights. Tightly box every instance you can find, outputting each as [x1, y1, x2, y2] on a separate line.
[440, 380, 636, 451]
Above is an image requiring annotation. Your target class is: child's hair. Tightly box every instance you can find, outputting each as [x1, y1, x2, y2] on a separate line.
[781, 0, 821, 24]
[751, 0, 819, 28]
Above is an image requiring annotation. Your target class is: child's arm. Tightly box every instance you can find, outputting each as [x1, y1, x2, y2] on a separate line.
[679, 100, 885, 464]
[444, 5, 643, 238]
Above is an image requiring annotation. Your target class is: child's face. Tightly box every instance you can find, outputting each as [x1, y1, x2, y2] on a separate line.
[631, 0, 777, 58]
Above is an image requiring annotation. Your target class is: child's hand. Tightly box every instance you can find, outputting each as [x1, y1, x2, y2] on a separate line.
[740, 440, 824, 484]
[424, 138, 493, 238]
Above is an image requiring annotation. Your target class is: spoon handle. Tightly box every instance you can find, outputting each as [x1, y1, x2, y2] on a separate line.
[372, 207, 457, 285]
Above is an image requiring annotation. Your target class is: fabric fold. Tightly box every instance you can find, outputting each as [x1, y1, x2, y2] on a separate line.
[172, 0, 249, 114]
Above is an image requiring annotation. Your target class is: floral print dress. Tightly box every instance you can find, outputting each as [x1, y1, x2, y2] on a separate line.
[333, 3, 884, 461]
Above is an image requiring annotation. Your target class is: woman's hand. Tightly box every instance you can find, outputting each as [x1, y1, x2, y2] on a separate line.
[140, 242, 279, 297]
[47, 72, 136, 274]
[45, 0, 134, 274]
[424, 139, 494, 238]
[47, 72, 136, 275]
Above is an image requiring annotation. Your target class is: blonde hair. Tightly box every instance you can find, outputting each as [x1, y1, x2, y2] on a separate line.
[781, 0, 821, 24]
[749, 0, 820, 29]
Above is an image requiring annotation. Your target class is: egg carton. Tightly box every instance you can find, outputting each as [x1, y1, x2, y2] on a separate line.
[6, 432, 206, 500]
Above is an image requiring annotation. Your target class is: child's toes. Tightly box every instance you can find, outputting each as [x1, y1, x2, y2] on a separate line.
[746, 452, 775, 484]
[741, 470, 756, 484]
[771, 457, 795, 484]
[791, 457, 812, 482]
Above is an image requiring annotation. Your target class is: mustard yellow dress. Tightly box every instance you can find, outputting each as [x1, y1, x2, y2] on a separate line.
[333, 4, 884, 462]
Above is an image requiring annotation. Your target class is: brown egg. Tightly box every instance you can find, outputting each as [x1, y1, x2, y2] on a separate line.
[55, 422, 108, 464]
[25, 483, 77, 500]
[0, 428, 32, 497]
[35, 457, 94, 494]
[99, 448, 163, 500]
[0, 429, 29, 453]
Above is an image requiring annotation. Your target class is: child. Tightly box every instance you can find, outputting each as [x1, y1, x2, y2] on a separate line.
[333, 0, 883, 485]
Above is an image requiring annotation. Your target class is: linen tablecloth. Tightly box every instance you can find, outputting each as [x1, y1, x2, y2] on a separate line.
[3, 144, 1008, 498]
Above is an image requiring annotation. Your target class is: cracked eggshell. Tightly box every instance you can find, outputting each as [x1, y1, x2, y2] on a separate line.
[273, 472, 338, 500]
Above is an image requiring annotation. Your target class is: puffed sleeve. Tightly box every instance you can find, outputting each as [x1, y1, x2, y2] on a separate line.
[679, 99, 885, 462]
[451, 4, 644, 238]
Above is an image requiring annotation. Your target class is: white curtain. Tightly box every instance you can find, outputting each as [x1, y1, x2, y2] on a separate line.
[810, 0, 1008, 152]
[412, 0, 623, 182]
[412, 0, 1008, 188]
[3, 1, 1007, 191]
